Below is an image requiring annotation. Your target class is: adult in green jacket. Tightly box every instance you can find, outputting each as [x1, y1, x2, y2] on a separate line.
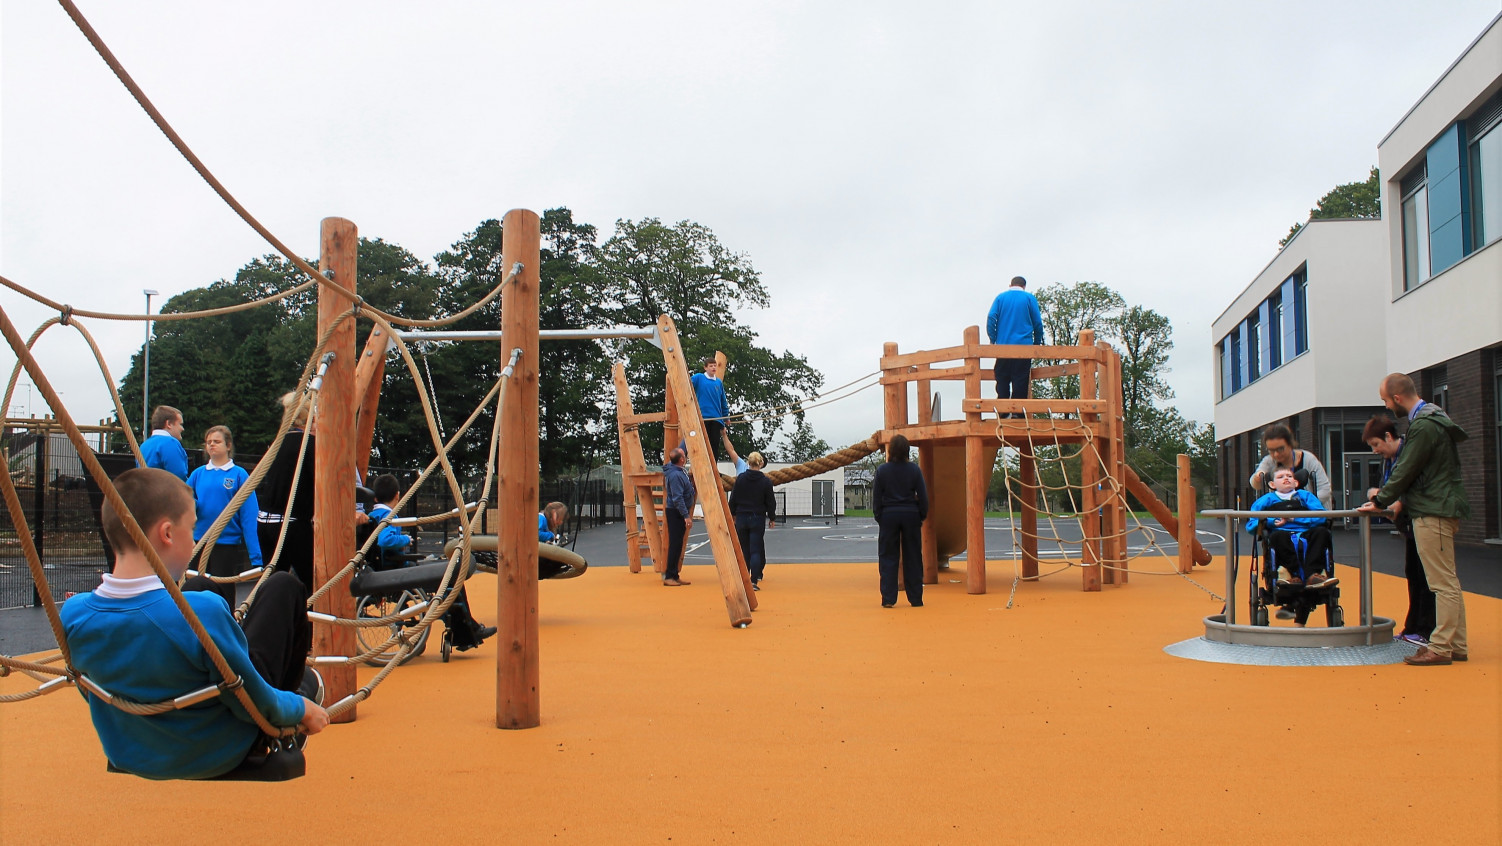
[1358, 373, 1469, 665]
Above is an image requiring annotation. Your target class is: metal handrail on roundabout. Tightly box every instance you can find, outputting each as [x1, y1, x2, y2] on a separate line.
[1201, 508, 1396, 648]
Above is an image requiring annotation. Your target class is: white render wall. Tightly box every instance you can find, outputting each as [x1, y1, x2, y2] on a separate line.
[1378, 16, 1502, 374]
[1212, 219, 1389, 439]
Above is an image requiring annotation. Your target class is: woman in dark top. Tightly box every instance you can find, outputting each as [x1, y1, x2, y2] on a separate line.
[872, 434, 929, 608]
[257, 392, 318, 589]
[729, 451, 777, 590]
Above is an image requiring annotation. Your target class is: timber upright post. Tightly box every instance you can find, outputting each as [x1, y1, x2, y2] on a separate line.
[314, 218, 360, 721]
[1076, 330, 1102, 591]
[1019, 446, 1040, 578]
[1176, 454, 1196, 574]
[916, 365, 938, 584]
[963, 326, 988, 595]
[497, 209, 541, 730]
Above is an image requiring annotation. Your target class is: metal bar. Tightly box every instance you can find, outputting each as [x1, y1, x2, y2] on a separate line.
[395, 327, 660, 346]
[1360, 514, 1374, 641]
[1222, 514, 1233, 625]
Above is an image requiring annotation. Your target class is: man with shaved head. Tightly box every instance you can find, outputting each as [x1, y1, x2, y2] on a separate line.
[1357, 373, 1470, 666]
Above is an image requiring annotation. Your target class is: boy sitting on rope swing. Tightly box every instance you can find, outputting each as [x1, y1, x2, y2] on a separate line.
[61, 468, 329, 779]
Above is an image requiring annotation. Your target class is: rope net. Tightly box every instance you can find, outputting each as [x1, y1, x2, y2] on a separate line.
[989, 410, 1222, 607]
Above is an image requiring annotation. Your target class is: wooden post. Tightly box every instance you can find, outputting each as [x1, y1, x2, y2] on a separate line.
[1121, 465, 1212, 565]
[882, 342, 902, 430]
[963, 326, 982, 427]
[965, 436, 988, 594]
[314, 217, 359, 721]
[497, 209, 541, 730]
[1019, 445, 1039, 579]
[1177, 453, 1195, 575]
[352, 326, 391, 481]
[919, 442, 938, 584]
[657, 315, 754, 626]
[1076, 330, 1101, 591]
[1095, 340, 1126, 583]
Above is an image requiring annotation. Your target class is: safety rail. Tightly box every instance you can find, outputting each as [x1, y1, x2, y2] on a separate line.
[1201, 508, 1395, 647]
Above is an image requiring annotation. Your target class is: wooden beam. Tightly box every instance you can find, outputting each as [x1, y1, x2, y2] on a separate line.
[882, 343, 1100, 371]
[313, 217, 359, 721]
[961, 398, 1112, 416]
[919, 442, 938, 584]
[1177, 453, 1195, 575]
[965, 436, 988, 594]
[497, 208, 541, 730]
[1019, 447, 1039, 579]
[879, 362, 977, 384]
[1122, 464, 1212, 566]
[1077, 330, 1101, 591]
[352, 326, 390, 480]
[658, 315, 754, 626]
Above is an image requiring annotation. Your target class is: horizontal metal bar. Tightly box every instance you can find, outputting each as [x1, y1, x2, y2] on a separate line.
[396, 327, 660, 346]
[1203, 508, 1368, 519]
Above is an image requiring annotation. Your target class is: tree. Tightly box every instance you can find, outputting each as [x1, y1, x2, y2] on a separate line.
[114, 239, 448, 467]
[770, 416, 831, 463]
[1031, 281, 1124, 399]
[1110, 304, 1174, 441]
[1281, 166, 1380, 247]
[597, 217, 823, 455]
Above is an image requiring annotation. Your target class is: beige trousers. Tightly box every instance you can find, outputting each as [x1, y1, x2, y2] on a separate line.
[1412, 516, 1466, 657]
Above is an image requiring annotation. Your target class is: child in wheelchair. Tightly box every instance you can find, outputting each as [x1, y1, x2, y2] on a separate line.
[357, 474, 495, 653]
[1248, 468, 1340, 626]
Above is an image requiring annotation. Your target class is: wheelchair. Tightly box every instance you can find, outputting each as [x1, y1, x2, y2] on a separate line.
[1247, 507, 1345, 628]
[350, 546, 432, 667]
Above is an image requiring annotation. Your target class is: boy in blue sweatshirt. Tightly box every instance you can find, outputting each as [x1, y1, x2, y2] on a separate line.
[1248, 467, 1338, 585]
[360, 474, 496, 651]
[60, 468, 327, 779]
[138, 405, 189, 480]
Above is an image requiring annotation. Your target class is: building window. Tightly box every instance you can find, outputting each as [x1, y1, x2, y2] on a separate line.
[1247, 311, 1261, 382]
[1219, 339, 1231, 400]
[1429, 365, 1450, 411]
[1231, 326, 1244, 393]
[1401, 168, 1430, 290]
[1267, 291, 1283, 369]
[1470, 91, 1502, 248]
[1293, 272, 1309, 354]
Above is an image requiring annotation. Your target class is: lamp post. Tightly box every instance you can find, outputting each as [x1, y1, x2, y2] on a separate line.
[143, 289, 158, 440]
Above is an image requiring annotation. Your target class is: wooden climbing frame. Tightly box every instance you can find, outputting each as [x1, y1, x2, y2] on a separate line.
[880, 325, 1209, 593]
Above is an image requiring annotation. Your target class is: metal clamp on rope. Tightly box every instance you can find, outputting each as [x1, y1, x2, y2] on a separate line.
[60, 305, 74, 326]
[219, 674, 246, 693]
[309, 352, 336, 390]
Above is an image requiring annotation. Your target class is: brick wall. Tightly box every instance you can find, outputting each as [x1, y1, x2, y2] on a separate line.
[1406, 348, 1499, 545]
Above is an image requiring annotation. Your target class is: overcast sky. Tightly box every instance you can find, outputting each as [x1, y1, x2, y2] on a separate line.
[3, 1, 1499, 450]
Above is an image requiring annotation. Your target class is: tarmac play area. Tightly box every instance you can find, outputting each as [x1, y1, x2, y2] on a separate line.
[1, 522, 1498, 844]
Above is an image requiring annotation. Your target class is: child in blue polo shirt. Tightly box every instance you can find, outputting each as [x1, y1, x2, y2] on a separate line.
[186, 425, 263, 606]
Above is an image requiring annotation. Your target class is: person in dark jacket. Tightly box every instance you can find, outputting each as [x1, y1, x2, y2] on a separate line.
[872, 434, 929, 608]
[1358, 373, 1470, 666]
[1362, 414, 1434, 644]
[662, 448, 696, 587]
[257, 393, 317, 589]
[729, 451, 776, 590]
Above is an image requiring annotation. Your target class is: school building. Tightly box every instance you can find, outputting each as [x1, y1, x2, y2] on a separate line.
[1214, 13, 1502, 545]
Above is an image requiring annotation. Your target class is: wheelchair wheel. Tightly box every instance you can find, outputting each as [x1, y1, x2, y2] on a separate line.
[354, 589, 431, 667]
[441, 629, 453, 663]
[1326, 603, 1345, 628]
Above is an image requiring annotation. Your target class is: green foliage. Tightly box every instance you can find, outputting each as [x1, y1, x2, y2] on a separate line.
[1032, 281, 1124, 400]
[1280, 166, 1380, 247]
[114, 210, 825, 485]
[769, 416, 831, 463]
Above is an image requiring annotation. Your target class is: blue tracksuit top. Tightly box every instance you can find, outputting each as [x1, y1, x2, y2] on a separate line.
[60, 587, 305, 779]
[986, 288, 1045, 346]
[187, 462, 263, 567]
[369, 504, 412, 552]
[690, 372, 728, 421]
[139, 432, 189, 481]
[539, 512, 555, 542]
[1246, 490, 1326, 534]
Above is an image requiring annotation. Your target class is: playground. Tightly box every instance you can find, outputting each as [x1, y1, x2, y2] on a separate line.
[2, 3, 1500, 843]
[3, 544, 1499, 844]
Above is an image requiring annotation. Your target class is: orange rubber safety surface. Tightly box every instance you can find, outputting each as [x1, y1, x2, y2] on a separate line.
[2, 558, 1497, 845]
